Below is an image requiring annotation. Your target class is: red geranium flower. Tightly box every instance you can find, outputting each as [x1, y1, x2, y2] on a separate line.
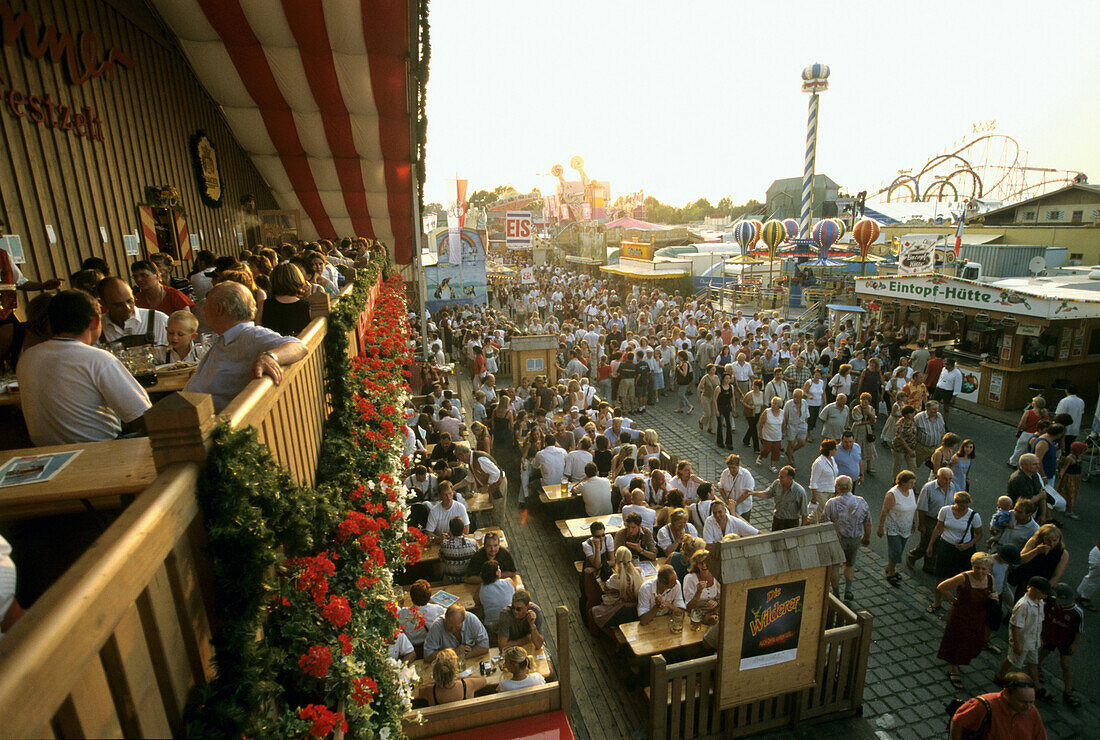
[298, 704, 346, 737]
[337, 633, 353, 656]
[351, 676, 378, 706]
[321, 595, 352, 628]
[298, 645, 332, 678]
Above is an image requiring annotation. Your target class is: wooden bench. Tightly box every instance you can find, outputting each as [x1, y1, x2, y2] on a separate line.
[402, 606, 572, 739]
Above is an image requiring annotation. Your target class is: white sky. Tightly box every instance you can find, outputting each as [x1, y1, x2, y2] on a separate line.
[423, 0, 1100, 209]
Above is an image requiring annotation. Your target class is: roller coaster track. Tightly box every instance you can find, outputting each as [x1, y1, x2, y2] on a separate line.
[878, 134, 1081, 204]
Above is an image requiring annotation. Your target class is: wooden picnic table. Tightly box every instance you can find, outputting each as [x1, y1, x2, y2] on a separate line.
[555, 513, 623, 540]
[0, 437, 157, 520]
[419, 527, 507, 565]
[398, 575, 523, 612]
[0, 370, 193, 408]
[614, 616, 706, 659]
[465, 491, 493, 513]
[411, 641, 552, 692]
[539, 482, 576, 504]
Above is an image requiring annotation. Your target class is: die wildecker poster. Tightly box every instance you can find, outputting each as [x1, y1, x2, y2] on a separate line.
[740, 579, 806, 670]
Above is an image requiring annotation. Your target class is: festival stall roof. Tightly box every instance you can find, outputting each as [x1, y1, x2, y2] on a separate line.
[603, 216, 670, 230]
[855, 273, 1100, 322]
[600, 257, 688, 279]
[150, 0, 422, 264]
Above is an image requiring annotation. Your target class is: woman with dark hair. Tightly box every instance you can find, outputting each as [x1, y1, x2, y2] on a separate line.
[952, 439, 975, 493]
[927, 492, 983, 612]
[1011, 524, 1069, 601]
[855, 356, 884, 411]
[809, 439, 839, 510]
[260, 262, 313, 337]
[714, 372, 735, 450]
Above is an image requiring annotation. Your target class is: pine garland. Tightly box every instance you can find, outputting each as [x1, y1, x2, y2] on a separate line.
[184, 254, 424, 739]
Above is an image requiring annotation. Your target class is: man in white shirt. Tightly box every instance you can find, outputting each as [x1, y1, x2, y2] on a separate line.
[534, 437, 568, 485]
[703, 501, 760, 543]
[97, 276, 169, 347]
[622, 489, 657, 529]
[932, 358, 964, 418]
[613, 458, 642, 499]
[718, 454, 755, 518]
[425, 482, 469, 539]
[573, 463, 613, 516]
[1055, 383, 1085, 444]
[564, 438, 594, 481]
[17, 290, 152, 446]
[638, 565, 686, 625]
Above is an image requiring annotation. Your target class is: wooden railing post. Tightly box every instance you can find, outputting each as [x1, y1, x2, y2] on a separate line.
[650, 655, 668, 740]
[555, 606, 570, 722]
[143, 392, 217, 473]
[849, 610, 874, 711]
[309, 291, 332, 319]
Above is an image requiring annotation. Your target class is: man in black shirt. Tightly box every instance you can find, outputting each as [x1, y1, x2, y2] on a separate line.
[463, 531, 517, 583]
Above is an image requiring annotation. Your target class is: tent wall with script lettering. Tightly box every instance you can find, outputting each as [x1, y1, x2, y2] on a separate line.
[0, 0, 275, 301]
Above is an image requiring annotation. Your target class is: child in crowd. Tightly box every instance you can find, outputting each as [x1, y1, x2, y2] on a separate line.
[1056, 441, 1085, 521]
[472, 390, 487, 424]
[996, 576, 1052, 699]
[1039, 583, 1083, 707]
[988, 496, 1015, 548]
[164, 310, 201, 363]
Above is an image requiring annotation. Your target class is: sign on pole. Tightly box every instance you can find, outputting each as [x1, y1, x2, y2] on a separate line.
[897, 238, 936, 274]
[520, 266, 535, 284]
[506, 210, 533, 249]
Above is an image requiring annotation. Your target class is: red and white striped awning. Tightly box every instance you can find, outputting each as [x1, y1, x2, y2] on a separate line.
[151, 0, 416, 263]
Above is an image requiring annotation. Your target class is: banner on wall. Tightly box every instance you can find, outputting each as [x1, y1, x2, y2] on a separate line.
[956, 364, 982, 403]
[425, 228, 487, 313]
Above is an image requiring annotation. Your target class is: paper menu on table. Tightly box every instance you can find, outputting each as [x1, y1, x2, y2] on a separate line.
[639, 560, 658, 577]
[0, 450, 82, 488]
[607, 515, 623, 527]
[429, 590, 459, 608]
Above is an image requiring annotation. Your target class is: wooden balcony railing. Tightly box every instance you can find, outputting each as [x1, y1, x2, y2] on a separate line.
[0, 277, 378, 737]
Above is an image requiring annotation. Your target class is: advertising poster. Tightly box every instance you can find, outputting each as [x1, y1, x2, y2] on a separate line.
[739, 579, 806, 671]
[424, 228, 487, 313]
[988, 373, 1003, 403]
[957, 364, 982, 403]
[897, 238, 935, 274]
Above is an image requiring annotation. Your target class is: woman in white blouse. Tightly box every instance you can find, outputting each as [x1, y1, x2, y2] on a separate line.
[926, 491, 983, 612]
[803, 368, 827, 442]
[592, 546, 643, 629]
[758, 396, 786, 472]
[682, 549, 720, 620]
[809, 439, 839, 510]
[876, 470, 918, 586]
[828, 364, 855, 401]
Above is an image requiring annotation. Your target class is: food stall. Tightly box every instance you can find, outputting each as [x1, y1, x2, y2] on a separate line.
[855, 272, 1100, 411]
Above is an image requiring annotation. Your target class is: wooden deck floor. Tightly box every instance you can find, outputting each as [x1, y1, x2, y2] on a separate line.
[453, 377, 649, 740]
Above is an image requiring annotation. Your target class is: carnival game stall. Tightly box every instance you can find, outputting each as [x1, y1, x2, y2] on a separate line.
[856, 272, 1100, 411]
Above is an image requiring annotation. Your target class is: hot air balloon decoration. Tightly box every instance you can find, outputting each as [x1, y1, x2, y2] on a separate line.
[733, 220, 758, 255]
[761, 220, 786, 261]
[782, 218, 800, 242]
[831, 218, 847, 241]
[812, 219, 841, 260]
[750, 219, 764, 250]
[852, 218, 880, 259]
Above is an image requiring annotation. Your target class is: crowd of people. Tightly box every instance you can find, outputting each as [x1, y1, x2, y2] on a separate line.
[401, 258, 1093, 728]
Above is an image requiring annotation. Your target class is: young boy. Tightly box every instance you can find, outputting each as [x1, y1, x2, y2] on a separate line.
[165, 310, 201, 363]
[988, 495, 1015, 549]
[1039, 582, 1084, 707]
[996, 576, 1052, 697]
[472, 390, 487, 424]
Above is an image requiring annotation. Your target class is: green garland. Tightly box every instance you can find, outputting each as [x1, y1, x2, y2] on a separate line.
[184, 252, 420, 739]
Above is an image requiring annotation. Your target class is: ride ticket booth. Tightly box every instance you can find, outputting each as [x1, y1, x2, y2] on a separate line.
[855, 273, 1100, 411]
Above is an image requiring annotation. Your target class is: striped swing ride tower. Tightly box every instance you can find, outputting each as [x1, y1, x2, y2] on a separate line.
[799, 63, 830, 239]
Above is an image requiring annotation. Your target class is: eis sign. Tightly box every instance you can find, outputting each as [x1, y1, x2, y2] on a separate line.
[1, 2, 137, 143]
